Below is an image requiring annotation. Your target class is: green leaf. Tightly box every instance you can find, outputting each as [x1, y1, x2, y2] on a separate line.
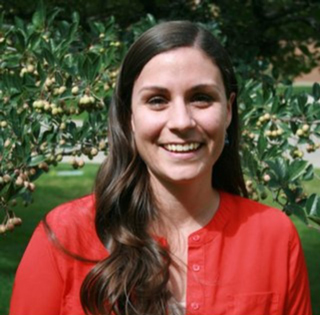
[307, 193, 320, 224]
[242, 148, 258, 178]
[89, 55, 102, 81]
[257, 134, 267, 158]
[270, 96, 279, 113]
[306, 194, 320, 218]
[262, 145, 282, 160]
[312, 82, 320, 101]
[54, 72, 64, 86]
[4, 182, 16, 202]
[71, 11, 80, 24]
[283, 188, 296, 203]
[284, 86, 293, 100]
[284, 204, 308, 225]
[308, 216, 320, 225]
[299, 45, 311, 56]
[32, 121, 41, 139]
[266, 158, 288, 182]
[302, 164, 314, 181]
[82, 56, 92, 81]
[0, 11, 4, 28]
[55, 15, 79, 56]
[15, 29, 26, 51]
[66, 121, 77, 138]
[306, 102, 320, 120]
[27, 32, 41, 50]
[32, 1, 46, 30]
[297, 94, 308, 113]
[42, 47, 55, 66]
[290, 121, 298, 135]
[9, 108, 23, 137]
[14, 16, 25, 31]
[13, 142, 25, 161]
[288, 160, 308, 182]
[47, 7, 63, 27]
[36, 62, 46, 82]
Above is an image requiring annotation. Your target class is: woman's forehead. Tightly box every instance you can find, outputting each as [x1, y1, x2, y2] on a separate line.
[132, 47, 224, 93]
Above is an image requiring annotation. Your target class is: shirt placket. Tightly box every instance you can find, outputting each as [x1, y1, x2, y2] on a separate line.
[186, 233, 205, 314]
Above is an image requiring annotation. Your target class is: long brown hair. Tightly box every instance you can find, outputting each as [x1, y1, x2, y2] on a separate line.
[81, 21, 247, 315]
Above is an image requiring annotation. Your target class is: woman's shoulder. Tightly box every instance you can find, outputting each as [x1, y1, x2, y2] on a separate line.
[41, 194, 108, 260]
[220, 191, 297, 239]
[45, 194, 96, 230]
[42, 194, 103, 254]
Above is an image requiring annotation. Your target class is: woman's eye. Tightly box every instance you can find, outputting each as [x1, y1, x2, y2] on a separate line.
[147, 96, 167, 107]
[191, 94, 214, 106]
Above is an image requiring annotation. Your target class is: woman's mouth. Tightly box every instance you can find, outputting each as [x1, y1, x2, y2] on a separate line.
[163, 143, 201, 153]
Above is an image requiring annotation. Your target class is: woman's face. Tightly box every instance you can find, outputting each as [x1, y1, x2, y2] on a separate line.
[130, 47, 233, 187]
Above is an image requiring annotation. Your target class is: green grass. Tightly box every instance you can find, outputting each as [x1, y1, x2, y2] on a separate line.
[0, 163, 99, 315]
[290, 169, 320, 314]
[292, 85, 313, 94]
[277, 84, 314, 95]
[1, 164, 319, 314]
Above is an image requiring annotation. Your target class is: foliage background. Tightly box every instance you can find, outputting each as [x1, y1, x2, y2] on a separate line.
[0, 0, 320, 313]
[1, 0, 319, 230]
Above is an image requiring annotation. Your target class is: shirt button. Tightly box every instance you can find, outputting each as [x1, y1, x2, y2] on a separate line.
[192, 234, 200, 241]
[192, 264, 200, 271]
[191, 302, 200, 310]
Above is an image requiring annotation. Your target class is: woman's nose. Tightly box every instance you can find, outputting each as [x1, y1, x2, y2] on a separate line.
[167, 100, 196, 131]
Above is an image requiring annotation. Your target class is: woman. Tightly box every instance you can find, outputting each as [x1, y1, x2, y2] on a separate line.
[10, 21, 311, 315]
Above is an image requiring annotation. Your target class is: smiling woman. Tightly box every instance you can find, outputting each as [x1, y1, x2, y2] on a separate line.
[131, 47, 232, 187]
[10, 21, 312, 315]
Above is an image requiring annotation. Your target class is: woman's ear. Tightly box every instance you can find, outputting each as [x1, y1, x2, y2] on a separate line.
[226, 92, 235, 128]
[131, 114, 136, 133]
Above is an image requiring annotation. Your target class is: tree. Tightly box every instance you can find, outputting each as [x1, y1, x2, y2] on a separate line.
[3, 0, 320, 77]
[0, 5, 125, 232]
[0, 1, 319, 233]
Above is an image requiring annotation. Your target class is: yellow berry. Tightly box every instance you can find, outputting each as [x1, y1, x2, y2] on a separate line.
[90, 148, 98, 156]
[58, 86, 66, 94]
[296, 129, 304, 137]
[1, 121, 8, 128]
[99, 140, 107, 150]
[78, 159, 85, 168]
[264, 113, 271, 120]
[4, 139, 11, 147]
[0, 224, 7, 234]
[26, 64, 35, 73]
[71, 86, 79, 95]
[263, 174, 271, 182]
[276, 129, 283, 136]
[51, 108, 59, 115]
[246, 180, 253, 188]
[302, 124, 310, 132]
[28, 182, 36, 191]
[3, 174, 11, 183]
[15, 176, 24, 186]
[60, 122, 66, 130]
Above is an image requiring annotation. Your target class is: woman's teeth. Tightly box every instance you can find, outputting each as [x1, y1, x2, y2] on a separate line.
[164, 143, 201, 152]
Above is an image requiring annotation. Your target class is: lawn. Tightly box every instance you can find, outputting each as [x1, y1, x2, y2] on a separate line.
[1, 163, 319, 314]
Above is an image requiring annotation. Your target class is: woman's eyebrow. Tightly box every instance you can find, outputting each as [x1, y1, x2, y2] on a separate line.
[138, 83, 224, 95]
[138, 86, 168, 95]
[190, 83, 223, 93]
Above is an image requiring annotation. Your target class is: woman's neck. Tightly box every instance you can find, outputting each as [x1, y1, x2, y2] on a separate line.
[150, 174, 220, 238]
[149, 174, 220, 304]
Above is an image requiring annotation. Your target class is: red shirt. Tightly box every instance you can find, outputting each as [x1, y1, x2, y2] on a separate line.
[10, 191, 312, 315]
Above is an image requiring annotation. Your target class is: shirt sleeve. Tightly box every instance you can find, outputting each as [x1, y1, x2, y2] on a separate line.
[285, 223, 312, 315]
[9, 222, 63, 315]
